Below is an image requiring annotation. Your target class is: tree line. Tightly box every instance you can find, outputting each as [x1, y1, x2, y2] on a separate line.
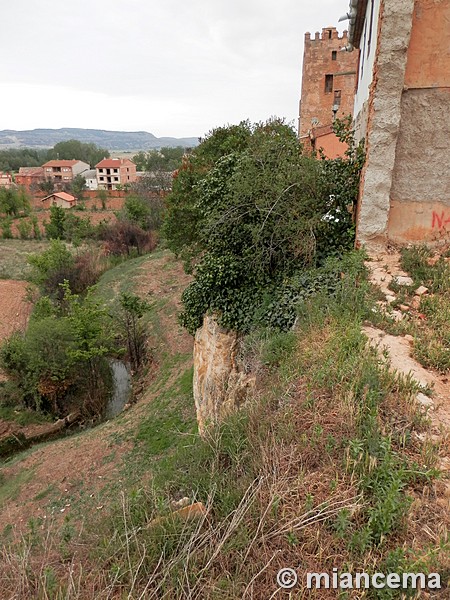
[0, 140, 111, 171]
[0, 141, 188, 172]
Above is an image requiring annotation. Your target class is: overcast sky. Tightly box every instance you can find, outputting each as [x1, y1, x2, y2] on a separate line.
[1, 0, 347, 138]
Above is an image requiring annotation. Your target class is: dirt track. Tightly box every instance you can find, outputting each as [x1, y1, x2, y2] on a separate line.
[0, 280, 32, 342]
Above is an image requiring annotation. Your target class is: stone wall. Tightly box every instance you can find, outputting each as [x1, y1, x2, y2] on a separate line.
[355, 0, 415, 249]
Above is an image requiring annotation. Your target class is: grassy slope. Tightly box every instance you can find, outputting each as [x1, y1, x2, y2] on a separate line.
[0, 239, 50, 279]
[0, 250, 197, 591]
[0, 250, 448, 599]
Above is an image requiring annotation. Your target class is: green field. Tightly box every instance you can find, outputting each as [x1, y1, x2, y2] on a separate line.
[0, 239, 50, 280]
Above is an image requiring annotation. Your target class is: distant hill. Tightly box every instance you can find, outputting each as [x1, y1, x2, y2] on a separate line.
[0, 128, 199, 151]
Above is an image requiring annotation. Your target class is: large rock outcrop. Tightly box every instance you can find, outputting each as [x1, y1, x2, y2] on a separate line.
[193, 315, 255, 436]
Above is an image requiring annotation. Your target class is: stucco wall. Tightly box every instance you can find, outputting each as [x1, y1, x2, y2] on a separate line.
[313, 130, 349, 159]
[405, 0, 450, 89]
[386, 0, 450, 243]
[388, 200, 450, 242]
[391, 89, 450, 206]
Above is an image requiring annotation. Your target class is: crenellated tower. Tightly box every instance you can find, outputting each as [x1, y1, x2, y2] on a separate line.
[298, 27, 359, 139]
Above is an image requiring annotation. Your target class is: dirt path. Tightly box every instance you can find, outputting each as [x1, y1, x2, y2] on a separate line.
[0, 280, 32, 342]
[364, 253, 450, 487]
[0, 252, 193, 533]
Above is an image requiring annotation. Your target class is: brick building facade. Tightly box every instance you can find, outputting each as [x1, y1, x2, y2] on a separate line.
[15, 166, 45, 191]
[95, 158, 137, 191]
[41, 159, 89, 189]
[299, 27, 359, 156]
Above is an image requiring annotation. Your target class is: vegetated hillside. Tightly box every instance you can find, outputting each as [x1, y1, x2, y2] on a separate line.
[0, 249, 448, 599]
[0, 128, 199, 151]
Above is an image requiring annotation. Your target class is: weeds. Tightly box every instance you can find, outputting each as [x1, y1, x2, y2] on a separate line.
[0, 251, 448, 598]
[396, 246, 450, 373]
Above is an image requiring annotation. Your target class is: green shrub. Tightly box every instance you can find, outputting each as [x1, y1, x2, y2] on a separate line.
[28, 240, 103, 300]
[0, 285, 113, 416]
[45, 205, 66, 239]
[165, 118, 364, 334]
[1, 218, 13, 239]
[17, 219, 32, 240]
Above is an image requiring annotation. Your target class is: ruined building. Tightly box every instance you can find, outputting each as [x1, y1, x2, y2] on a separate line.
[298, 27, 359, 158]
[346, 0, 450, 247]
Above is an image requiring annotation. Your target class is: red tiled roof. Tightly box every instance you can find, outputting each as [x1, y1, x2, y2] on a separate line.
[42, 160, 79, 168]
[95, 158, 135, 168]
[18, 167, 45, 176]
[42, 192, 76, 202]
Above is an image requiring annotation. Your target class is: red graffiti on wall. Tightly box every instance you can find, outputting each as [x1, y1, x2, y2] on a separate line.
[432, 211, 450, 230]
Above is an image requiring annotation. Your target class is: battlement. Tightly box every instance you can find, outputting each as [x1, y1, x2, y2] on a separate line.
[305, 28, 348, 43]
[299, 24, 358, 140]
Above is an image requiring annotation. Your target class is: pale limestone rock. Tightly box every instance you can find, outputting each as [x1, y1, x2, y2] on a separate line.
[391, 310, 404, 322]
[416, 393, 434, 409]
[394, 276, 414, 286]
[193, 315, 255, 436]
[415, 285, 429, 296]
[410, 295, 421, 310]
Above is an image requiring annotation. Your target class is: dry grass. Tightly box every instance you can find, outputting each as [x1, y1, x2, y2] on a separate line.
[0, 239, 50, 280]
[0, 252, 449, 598]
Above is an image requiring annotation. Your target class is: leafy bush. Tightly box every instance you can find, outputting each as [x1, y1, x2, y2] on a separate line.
[1, 218, 13, 239]
[116, 292, 152, 371]
[45, 205, 66, 239]
[97, 220, 156, 256]
[17, 219, 32, 240]
[122, 195, 152, 230]
[28, 240, 103, 300]
[0, 285, 113, 416]
[122, 192, 166, 231]
[165, 118, 363, 334]
[0, 187, 30, 217]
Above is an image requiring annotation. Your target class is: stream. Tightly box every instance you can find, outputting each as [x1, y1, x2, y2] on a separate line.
[0, 358, 132, 458]
[105, 359, 132, 419]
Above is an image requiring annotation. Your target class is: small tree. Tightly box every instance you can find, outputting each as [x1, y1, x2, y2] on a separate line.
[97, 189, 108, 209]
[28, 240, 74, 298]
[0, 188, 30, 217]
[71, 174, 87, 200]
[122, 195, 152, 230]
[45, 205, 66, 239]
[31, 215, 41, 240]
[117, 293, 151, 371]
[0, 283, 113, 416]
[17, 219, 32, 240]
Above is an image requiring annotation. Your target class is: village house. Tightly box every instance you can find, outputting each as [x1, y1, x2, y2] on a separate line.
[95, 158, 137, 191]
[342, 0, 450, 246]
[15, 166, 45, 191]
[41, 159, 89, 188]
[41, 191, 77, 209]
[0, 172, 13, 188]
[299, 27, 359, 158]
[81, 169, 98, 190]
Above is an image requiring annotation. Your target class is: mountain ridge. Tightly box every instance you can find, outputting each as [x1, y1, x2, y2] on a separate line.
[0, 128, 199, 151]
